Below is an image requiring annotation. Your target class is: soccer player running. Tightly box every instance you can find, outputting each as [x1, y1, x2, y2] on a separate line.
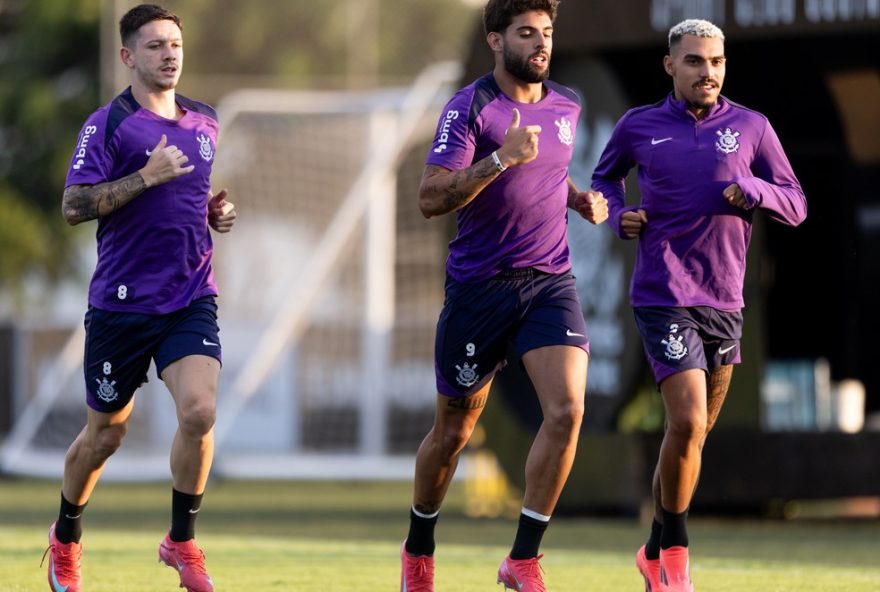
[44, 5, 235, 592]
[400, 1, 608, 591]
[590, 19, 806, 592]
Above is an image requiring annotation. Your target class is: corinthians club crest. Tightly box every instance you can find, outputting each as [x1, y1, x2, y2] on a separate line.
[661, 323, 688, 361]
[455, 362, 480, 388]
[555, 116, 573, 146]
[715, 127, 741, 154]
[95, 377, 118, 403]
[197, 133, 214, 162]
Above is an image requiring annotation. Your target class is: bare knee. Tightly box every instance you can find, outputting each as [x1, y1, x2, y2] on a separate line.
[178, 399, 216, 438]
[543, 398, 584, 440]
[666, 412, 707, 445]
[431, 423, 474, 459]
[90, 423, 127, 458]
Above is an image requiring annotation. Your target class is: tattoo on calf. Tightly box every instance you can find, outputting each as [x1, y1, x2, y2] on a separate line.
[414, 502, 441, 515]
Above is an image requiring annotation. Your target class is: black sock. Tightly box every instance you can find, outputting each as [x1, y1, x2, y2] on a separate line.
[659, 508, 689, 549]
[510, 512, 549, 560]
[55, 493, 86, 544]
[405, 508, 438, 556]
[645, 518, 663, 560]
[170, 489, 203, 542]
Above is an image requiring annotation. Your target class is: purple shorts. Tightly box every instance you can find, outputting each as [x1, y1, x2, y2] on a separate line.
[82, 296, 221, 412]
[434, 269, 589, 397]
[633, 306, 743, 386]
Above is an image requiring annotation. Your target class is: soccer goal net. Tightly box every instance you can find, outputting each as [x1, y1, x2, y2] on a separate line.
[0, 61, 461, 481]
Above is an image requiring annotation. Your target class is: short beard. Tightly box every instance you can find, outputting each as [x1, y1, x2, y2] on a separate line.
[503, 47, 549, 84]
[687, 96, 717, 111]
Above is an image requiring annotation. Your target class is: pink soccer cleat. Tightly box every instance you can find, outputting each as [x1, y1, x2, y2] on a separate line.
[636, 545, 662, 592]
[659, 546, 695, 592]
[159, 533, 214, 592]
[43, 522, 83, 592]
[400, 540, 435, 592]
[497, 554, 547, 592]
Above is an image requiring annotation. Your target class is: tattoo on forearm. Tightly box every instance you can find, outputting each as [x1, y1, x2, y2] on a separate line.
[447, 392, 488, 410]
[63, 172, 147, 224]
[433, 158, 499, 214]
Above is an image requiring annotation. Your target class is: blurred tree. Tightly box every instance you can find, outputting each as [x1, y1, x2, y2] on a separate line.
[176, 0, 481, 94]
[0, 0, 101, 293]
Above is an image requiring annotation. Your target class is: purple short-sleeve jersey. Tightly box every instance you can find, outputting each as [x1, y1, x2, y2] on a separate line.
[591, 94, 807, 311]
[427, 73, 581, 282]
[65, 88, 220, 314]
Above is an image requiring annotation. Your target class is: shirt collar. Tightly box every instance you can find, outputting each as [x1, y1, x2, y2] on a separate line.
[665, 92, 729, 121]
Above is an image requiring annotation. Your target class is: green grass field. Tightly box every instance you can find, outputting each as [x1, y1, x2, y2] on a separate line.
[1, 478, 878, 591]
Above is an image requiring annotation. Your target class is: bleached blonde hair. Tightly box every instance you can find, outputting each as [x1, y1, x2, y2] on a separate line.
[668, 19, 725, 51]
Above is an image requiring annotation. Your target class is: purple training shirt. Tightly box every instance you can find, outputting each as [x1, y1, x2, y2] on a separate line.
[65, 87, 220, 315]
[427, 73, 580, 282]
[591, 94, 807, 311]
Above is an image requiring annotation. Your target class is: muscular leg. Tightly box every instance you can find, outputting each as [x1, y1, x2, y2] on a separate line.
[162, 355, 220, 495]
[405, 380, 492, 557]
[62, 400, 136, 505]
[658, 369, 707, 514]
[412, 380, 492, 516]
[651, 364, 733, 521]
[521, 345, 587, 515]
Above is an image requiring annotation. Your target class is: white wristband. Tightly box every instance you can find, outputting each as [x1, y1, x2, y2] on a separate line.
[491, 150, 507, 172]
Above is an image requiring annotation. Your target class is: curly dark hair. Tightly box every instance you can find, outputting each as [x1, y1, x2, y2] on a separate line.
[119, 4, 182, 47]
[483, 0, 560, 35]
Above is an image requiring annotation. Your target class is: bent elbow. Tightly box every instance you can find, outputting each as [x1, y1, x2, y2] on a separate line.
[418, 192, 437, 219]
[62, 205, 81, 226]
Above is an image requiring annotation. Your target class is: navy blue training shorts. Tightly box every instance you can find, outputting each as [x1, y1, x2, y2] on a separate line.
[633, 306, 743, 386]
[83, 296, 221, 412]
[434, 269, 589, 397]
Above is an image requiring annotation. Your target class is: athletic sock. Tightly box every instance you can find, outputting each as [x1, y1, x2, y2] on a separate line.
[510, 509, 550, 560]
[55, 493, 86, 544]
[659, 508, 689, 549]
[645, 518, 663, 560]
[405, 507, 439, 556]
[170, 488, 203, 542]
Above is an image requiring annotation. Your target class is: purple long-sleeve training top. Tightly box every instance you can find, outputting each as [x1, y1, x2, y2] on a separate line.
[591, 94, 807, 311]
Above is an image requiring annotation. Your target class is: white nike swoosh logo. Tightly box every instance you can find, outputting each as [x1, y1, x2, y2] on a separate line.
[188, 508, 200, 514]
[718, 344, 737, 355]
[566, 329, 585, 338]
[202, 338, 219, 347]
[50, 560, 69, 592]
[64, 514, 81, 520]
[145, 148, 153, 156]
[651, 137, 673, 145]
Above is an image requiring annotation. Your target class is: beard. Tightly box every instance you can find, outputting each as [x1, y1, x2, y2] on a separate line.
[687, 79, 720, 110]
[503, 46, 549, 84]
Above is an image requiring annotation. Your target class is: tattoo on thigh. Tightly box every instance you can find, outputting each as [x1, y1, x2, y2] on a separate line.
[447, 393, 488, 410]
[706, 365, 733, 431]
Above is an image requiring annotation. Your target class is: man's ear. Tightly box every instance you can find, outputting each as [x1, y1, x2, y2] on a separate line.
[663, 54, 673, 76]
[120, 46, 134, 69]
[487, 31, 503, 53]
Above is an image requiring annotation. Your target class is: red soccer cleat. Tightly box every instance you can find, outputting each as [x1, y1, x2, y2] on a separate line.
[159, 533, 214, 592]
[497, 554, 547, 592]
[659, 546, 695, 592]
[43, 522, 83, 592]
[636, 545, 662, 592]
[400, 540, 435, 592]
